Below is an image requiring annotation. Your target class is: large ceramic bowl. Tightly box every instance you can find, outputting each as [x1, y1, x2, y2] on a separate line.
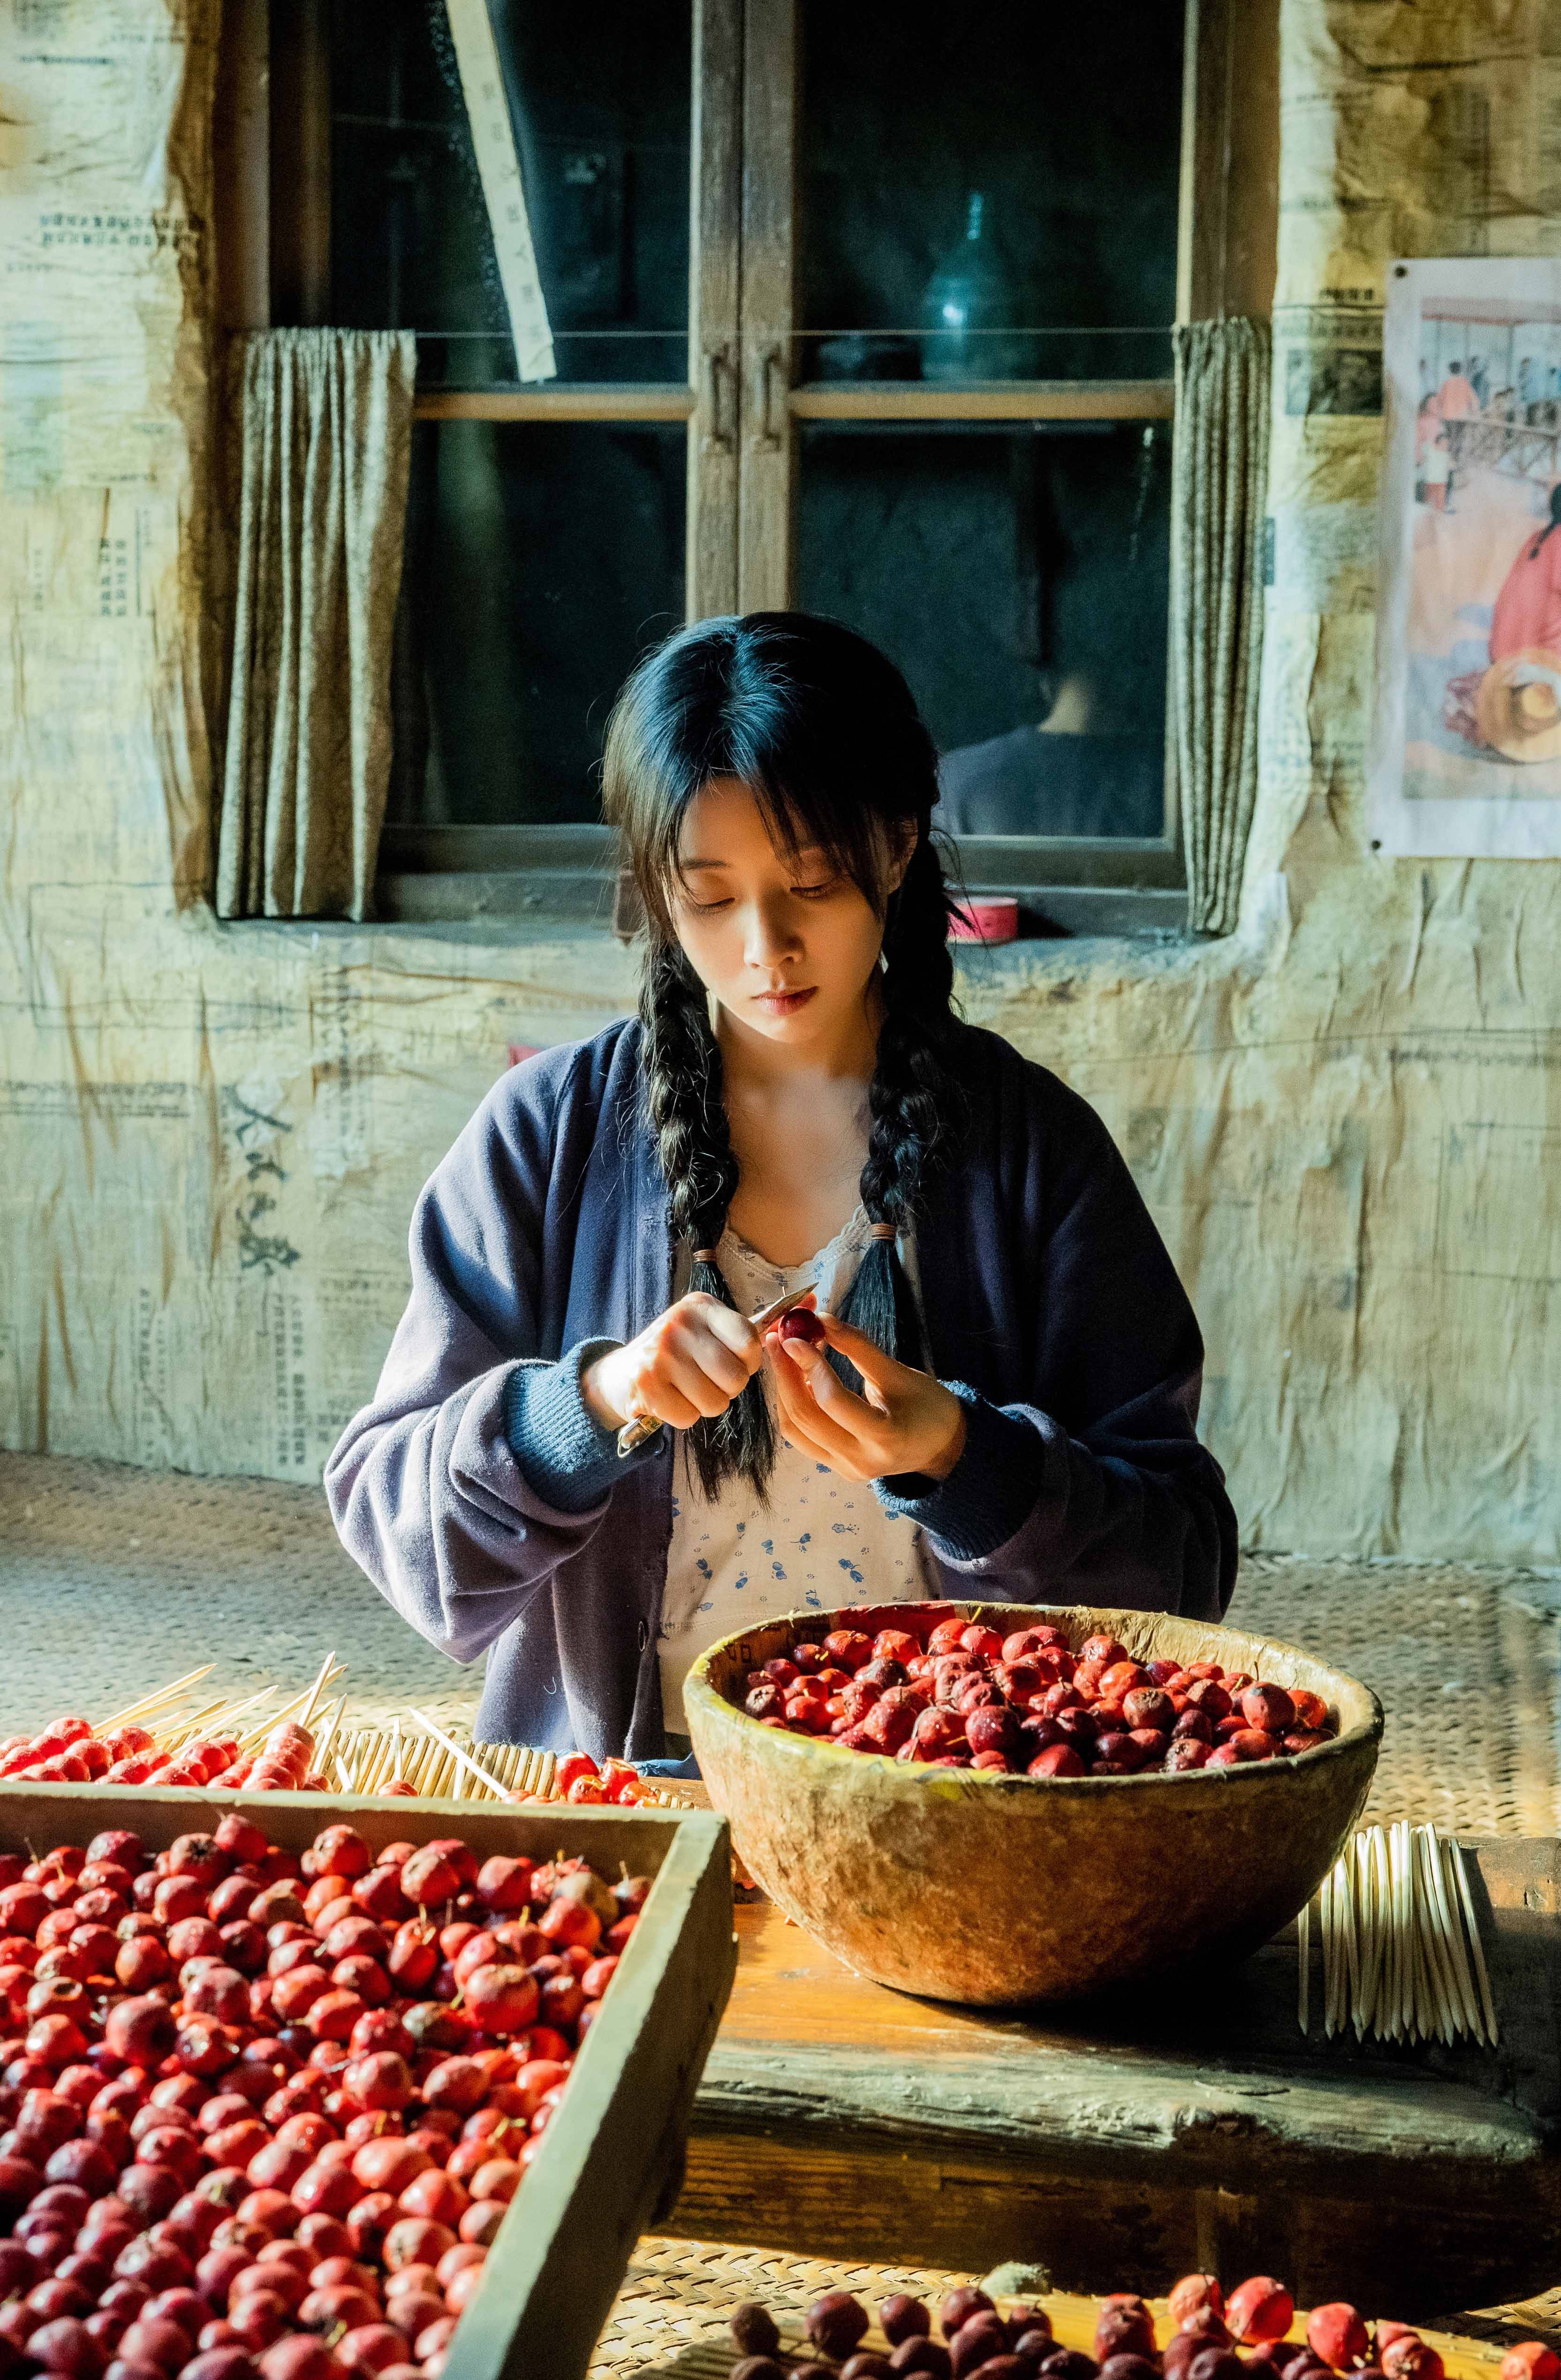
[685, 1600, 1383, 2005]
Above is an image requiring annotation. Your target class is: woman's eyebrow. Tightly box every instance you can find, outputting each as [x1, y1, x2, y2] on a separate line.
[677, 844, 827, 871]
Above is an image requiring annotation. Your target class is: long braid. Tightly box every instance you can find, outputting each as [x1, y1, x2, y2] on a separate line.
[834, 833, 962, 1371]
[640, 944, 777, 1499]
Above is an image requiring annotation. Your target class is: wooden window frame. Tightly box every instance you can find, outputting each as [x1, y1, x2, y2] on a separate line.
[220, 0, 1260, 931]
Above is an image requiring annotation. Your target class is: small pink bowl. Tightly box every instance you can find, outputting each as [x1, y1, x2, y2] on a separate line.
[948, 894, 1019, 944]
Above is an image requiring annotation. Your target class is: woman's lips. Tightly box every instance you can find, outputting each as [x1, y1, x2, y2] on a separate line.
[752, 986, 817, 1016]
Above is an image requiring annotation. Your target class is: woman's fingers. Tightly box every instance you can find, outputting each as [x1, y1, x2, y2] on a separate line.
[626, 1378, 705, 1430]
[696, 1298, 765, 1374]
[768, 1337, 882, 1468]
[776, 1332, 886, 1437]
[770, 1384, 872, 1479]
[661, 1349, 746, 1419]
[671, 1299, 761, 1399]
[814, 1308, 912, 1390]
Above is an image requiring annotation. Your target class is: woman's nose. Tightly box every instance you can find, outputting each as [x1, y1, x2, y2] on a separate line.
[743, 898, 801, 967]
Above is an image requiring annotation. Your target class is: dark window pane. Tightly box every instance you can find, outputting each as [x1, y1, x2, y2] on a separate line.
[329, 0, 691, 387]
[795, 421, 1170, 839]
[389, 421, 685, 824]
[797, 0, 1184, 383]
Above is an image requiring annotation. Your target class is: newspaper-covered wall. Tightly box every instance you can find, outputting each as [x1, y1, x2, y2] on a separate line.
[0, 0, 1556, 1564]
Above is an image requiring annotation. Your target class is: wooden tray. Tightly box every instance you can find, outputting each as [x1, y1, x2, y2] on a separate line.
[0, 1782, 738, 2380]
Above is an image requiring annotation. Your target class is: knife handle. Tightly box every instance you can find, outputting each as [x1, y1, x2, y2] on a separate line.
[616, 1410, 663, 1458]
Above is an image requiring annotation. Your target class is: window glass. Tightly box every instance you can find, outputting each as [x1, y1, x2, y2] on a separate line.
[328, 0, 692, 386]
[795, 421, 1171, 838]
[387, 421, 686, 825]
[797, 0, 1185, 384]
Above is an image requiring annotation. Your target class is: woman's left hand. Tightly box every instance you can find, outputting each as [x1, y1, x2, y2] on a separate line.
[764, 1311, 966, 1483]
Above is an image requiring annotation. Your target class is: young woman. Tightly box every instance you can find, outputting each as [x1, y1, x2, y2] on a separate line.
[326, 613, 1237, 1767]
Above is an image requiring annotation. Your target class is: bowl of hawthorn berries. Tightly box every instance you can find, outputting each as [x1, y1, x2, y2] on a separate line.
[683, 1602, 1381, 2004]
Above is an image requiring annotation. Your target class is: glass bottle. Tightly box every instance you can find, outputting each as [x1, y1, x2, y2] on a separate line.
[920, 191, 1023, 383]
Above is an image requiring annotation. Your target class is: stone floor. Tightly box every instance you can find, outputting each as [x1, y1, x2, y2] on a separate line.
[1, 1448, 1558, 1828]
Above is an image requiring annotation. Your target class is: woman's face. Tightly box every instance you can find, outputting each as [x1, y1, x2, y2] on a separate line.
[668, 778, 904, 1055]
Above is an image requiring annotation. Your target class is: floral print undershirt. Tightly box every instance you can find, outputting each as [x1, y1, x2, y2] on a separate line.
[657, 1209, 936, 1730]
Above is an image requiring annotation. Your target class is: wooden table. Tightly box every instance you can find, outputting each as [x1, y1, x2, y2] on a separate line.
[670, 1839, 1561, 2318]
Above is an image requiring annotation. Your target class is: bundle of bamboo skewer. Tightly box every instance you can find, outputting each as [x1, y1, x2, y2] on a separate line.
[0, 1658, 689, 1808]
[1297, 1821, 1498, 2048]
[326, 1708, 691, 1809]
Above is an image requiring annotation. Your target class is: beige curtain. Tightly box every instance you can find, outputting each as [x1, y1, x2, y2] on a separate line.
[1171, 318, 1271, 936]
[217, 329, 417, 922]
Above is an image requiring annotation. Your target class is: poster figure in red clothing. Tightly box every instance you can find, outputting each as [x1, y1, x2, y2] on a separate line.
[1371, 257, 1561, 856]
[1440, 488, 1561, 765]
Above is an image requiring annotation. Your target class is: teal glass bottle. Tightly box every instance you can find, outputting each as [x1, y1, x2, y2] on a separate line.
[920, 191, 1026, 382]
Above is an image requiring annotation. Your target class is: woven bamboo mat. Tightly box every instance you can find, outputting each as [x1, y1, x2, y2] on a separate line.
[587, 2240, 1561, 2379]
[588, 2238, 974, 2375]
[1229, 1554, 1561, 1834]
[4, 1457, 1557, 1833]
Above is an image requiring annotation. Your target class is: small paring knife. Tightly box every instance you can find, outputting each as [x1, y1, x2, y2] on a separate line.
[614, 1284, 818, 1458]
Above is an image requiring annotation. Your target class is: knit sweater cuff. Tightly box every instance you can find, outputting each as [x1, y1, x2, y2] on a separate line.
[875, 1381, 1043, 1562]
[501, 1340, 646, 1515]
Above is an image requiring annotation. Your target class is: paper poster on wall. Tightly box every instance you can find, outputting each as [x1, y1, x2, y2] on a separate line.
[1370, 257, 1561, 856]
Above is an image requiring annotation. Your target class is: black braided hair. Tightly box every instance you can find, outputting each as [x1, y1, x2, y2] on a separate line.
[831, 834, 960, 1372]
[602, 612, 964, 1498]
[639, 941, 777, 1500]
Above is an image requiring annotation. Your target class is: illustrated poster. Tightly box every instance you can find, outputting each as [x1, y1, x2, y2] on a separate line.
[1370, 257, 1561, 856]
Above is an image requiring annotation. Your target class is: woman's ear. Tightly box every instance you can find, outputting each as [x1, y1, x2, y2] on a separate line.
[883, 822, 918, 899]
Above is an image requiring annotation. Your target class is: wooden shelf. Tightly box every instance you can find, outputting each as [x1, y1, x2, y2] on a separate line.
[413, 384, 696, 422]
[788, 378, 1175, 422]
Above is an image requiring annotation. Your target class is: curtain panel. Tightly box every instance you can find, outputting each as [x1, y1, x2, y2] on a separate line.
[1171, 317, 1272, 936]
[216, 328, 417, 922]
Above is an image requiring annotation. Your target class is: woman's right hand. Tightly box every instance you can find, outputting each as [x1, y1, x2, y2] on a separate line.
[581, 1294, 763, 1434]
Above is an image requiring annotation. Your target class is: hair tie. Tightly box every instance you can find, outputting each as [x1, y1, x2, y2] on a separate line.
[869, 1222, 897, 1241]
[692, 1246, 720, 1262]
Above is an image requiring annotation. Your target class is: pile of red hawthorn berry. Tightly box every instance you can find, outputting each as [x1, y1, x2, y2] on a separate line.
[0, 1816, 646, 2380]
[727, 2273, 1553, 2380]
[737, 1615, 1340, 1776]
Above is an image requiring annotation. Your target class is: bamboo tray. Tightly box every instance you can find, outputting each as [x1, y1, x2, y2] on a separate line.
[0, 1782, 738, 2380]
[621, 2282, 1524, 2380]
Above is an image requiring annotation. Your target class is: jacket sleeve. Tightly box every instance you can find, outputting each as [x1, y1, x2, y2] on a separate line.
[323, 1058, 629, 1664]
[880, 1080, 1237, 1621]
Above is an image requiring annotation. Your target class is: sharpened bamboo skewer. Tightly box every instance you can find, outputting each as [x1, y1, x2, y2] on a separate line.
[1436, 1835, 1485, 2044]
[298, 1655, 339, 1735]
[1297, 1898, 1310, 2034]
[97, 1667, 216, 1732]
[1451, 1836, 1500, 2045]
[1373, 1825, 1394, 2038]
[312, 1695, 348, 1776]
[1416, 1827, 1457, 2046]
